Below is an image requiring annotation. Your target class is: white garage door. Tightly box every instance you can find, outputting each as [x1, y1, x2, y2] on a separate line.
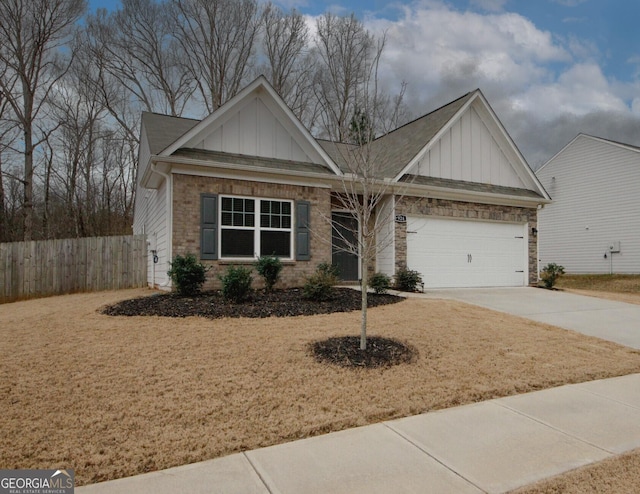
[406, 216, 527, 288]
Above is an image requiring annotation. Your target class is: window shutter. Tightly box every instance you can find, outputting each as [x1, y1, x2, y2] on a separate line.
[296, 200, 311, 261]
[201, 194, 218, 260]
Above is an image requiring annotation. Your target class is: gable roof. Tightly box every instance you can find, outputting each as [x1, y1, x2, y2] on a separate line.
[375, 91, 477, 179]
[142, 112, 199, 155]
[538, 133, 640, 174]
[139, 81, 548, 201]
[158, 76, 342, 175]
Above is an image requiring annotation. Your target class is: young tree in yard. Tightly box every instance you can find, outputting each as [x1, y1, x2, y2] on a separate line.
[318, 23, 409, 350]
[0, 0, 86, 240]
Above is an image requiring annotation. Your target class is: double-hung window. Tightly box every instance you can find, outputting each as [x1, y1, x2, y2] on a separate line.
[220, 196, 292, 259]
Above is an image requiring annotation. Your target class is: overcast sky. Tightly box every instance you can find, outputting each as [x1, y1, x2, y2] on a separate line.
[90, 0, 640, 167]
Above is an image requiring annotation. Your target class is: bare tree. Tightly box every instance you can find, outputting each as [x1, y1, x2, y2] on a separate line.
[174, 0, 261, 112]
[0, 85, 20, 241]
[261, 4, 316, 124]
[0, 0, 86, 240]
[313, 13, 376, 141]
[320, 30, 409, 350]
[85, 0, 192, 117]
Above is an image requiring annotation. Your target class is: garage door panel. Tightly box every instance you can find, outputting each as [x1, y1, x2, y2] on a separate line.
[406, 217, 526, 288]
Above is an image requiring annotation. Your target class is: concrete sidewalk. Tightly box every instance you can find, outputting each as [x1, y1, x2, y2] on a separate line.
[78, 373, 640, 494]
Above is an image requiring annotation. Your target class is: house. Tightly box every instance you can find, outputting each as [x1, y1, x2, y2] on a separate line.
[536, 134, 640, 274]
[133, 76, 550, 290]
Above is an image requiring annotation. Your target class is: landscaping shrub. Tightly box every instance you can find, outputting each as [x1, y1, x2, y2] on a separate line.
[369, 272, 391, 294]
[255, 255, 283, 291]
[219, 265, 253, 303]
[167, 253, 208, 296]
[540, 263, 565, 289]
[394, 268, 423, 292]
[303, 263, 339, 301]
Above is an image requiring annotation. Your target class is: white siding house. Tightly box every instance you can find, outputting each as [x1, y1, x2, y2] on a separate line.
[536, 134, 640, 274]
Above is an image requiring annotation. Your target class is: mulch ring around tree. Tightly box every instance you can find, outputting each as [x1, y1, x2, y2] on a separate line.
[100, 287, 404, 319]
[310, 336, 417, 368]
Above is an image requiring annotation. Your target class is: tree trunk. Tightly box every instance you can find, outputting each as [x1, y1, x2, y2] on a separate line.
[22, 125, 33, 241]
[0, 159, 5, 242]
[360, 261, 368, 350]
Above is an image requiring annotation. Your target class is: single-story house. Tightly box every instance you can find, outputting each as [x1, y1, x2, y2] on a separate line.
[133, 76, 550, 290]
[536, 134, 640, 274]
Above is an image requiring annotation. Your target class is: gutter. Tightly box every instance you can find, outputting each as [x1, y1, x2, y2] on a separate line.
[144, 154, 550, 209]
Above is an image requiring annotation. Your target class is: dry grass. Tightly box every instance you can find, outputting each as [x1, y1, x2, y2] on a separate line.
[556, 274, 640, 305]
[2, 289, 640, 486]
[557, 274, 640, 293]
[512, 448, 640, 493]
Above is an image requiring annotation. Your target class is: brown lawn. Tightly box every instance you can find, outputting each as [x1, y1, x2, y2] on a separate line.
[557, 274, 640, 305]
[512, 448, 640, 494]
[2, 288, 640, 486]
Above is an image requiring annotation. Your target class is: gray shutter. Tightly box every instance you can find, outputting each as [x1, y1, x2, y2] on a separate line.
[296, 200, 310, 261]
[201, 194, 218, 260]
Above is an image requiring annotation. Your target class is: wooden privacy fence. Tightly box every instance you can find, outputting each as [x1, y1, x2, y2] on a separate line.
[0, 235, 147, 303]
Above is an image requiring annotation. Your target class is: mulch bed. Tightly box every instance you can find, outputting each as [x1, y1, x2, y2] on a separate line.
[310, 336, 417, 368]
[100, 288, 404, 319]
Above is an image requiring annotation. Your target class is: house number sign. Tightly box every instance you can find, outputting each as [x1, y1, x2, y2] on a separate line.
[395, 214, 407, 223]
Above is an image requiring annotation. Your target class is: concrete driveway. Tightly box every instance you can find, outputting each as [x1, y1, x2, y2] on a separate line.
[419, 287, 640, 350]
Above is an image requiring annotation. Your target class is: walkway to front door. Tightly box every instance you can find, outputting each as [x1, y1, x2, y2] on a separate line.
[331, 212, 359, 281]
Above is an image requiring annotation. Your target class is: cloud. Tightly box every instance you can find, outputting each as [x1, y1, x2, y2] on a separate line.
[470, 0, 509, 12]
[303, 1, 640, 165]
[368, 3, 570, 107]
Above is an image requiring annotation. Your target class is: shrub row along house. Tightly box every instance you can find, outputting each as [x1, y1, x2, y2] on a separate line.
[133, 76, 550, 290]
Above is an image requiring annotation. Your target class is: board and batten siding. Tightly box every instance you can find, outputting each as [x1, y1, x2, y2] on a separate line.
[196, 95, 314, 164]
[415, 105, 524, 189]
[536, 135, 640, 274]
[375, 196, 395, 276]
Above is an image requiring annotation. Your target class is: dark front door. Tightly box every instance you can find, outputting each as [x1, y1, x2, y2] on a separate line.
[332, 212, 359, 281]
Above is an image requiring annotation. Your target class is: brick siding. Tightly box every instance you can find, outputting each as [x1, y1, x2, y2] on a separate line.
[172, 174, 332, 289]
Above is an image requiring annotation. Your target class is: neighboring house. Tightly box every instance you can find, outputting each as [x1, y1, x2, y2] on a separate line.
[536, 134, 640, 274]
[133, 76, 549, 290]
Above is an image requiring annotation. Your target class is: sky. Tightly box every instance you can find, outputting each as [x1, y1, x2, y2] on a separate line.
[88, 0, 640, 167]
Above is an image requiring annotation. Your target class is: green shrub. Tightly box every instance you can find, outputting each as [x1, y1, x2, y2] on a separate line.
[540, 263, 565, 289]
[219, 265, 253, 303]
[394, 268, 423, 292]
[167, 253, 208, 296]
[303, 263, 339, 301]
[255, 255, 283, 291]
[369, 272, 391, 294]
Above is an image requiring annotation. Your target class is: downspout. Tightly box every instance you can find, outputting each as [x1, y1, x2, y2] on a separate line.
[536, 204, 543, 282]
[151, 160, 173, 289]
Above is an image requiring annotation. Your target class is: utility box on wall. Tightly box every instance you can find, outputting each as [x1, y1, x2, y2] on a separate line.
[609, 241, 621, 253]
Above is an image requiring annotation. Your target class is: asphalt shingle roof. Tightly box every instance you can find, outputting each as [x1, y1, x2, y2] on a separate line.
[142, 112, 199, 155]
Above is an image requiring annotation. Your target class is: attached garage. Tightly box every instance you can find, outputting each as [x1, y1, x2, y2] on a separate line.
[406, 216, 529, 288]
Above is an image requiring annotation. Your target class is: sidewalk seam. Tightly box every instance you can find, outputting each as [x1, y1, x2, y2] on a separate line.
[382, 422, 488, 494]
[242, 452, 274, 494]
[492, 399, 616, 455]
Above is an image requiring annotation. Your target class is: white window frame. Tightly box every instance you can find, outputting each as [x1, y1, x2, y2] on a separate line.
[218, 195, 294, 261]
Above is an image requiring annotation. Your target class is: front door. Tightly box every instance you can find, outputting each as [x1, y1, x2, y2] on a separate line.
[331, 212, 359, 281]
